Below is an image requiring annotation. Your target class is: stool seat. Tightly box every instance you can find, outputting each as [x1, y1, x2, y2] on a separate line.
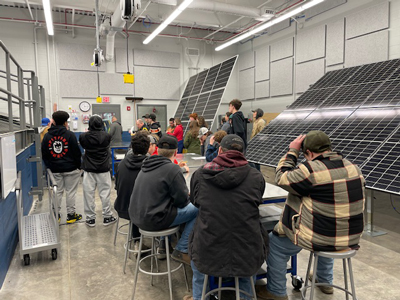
[139, 226, 180, 237]
[316, 249, 356, 259]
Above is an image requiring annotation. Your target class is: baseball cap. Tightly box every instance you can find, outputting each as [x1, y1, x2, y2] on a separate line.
[142, 114, 150, 119]
[220, 134, 245, 153]
[41, 117, 50, 126]
[302, 130, 332, 153]
[198, 127, 208, 139]
[158, 134, 178, 149]
[149, 113, 156, 121]
[252, 108, 264, 116]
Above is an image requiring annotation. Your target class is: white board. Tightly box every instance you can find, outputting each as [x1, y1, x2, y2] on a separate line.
[0, 134, 17, 199]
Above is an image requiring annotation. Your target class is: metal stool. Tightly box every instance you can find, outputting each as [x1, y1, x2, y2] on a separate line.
[201, 275, 257, 300]
[113, 217, 129, 246]
[131, 226, 189, 300]
[302, 250, 357, 300]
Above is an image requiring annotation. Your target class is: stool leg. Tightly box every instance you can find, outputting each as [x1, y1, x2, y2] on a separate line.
[235, 277, 240, 300]
[310, 255, 319, 300]
[201, 275, 209, 300]
[131, 234, 144, 300]
[303, 252, 313, 299]
[150, 237, 155, 286]
[165, 236, 173, 300]
[154, 237, 159, 273]
[113, 217, 119, 246]
[250, 276, 257, 300]
[343, 258, 349, 300]
[348, 258, 357, 300]
[218, 277, 222, 300]
[123, 222, 133, 274]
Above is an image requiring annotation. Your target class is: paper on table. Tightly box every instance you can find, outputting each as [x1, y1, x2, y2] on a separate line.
[191, 156, 206, 160]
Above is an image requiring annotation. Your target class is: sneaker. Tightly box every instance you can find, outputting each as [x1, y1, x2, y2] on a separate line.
[66, 213, 82, 224]
[103, 216, 117, 226]
[157, 239, 167, 260]
[86, 219, 96, 227]
[308, 271, 334, 294]
[255, 285, 288, 300]
[171, 249, 191, 265]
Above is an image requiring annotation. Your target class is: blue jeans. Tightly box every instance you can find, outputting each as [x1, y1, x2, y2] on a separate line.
[170, 203, 198, 253]
[266, 232, 334, 297]
[178, 140, 184, 154]
[191, 261, 254, 300]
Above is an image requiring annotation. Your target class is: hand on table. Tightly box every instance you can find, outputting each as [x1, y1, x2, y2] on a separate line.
[289, 135, 306, 151]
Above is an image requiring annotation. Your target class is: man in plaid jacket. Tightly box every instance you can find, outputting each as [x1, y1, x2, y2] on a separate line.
[257, 131, 365, 300]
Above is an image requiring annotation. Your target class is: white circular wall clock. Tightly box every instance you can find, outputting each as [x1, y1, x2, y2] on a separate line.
[79, 101, 91, 112]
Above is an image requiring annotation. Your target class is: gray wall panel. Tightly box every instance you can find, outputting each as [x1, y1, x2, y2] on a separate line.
[239, 68, 255, 100]
[345, 31, 389, 67]
[326, 19, 345, 66]
[133, 49, 180, 69]
[346, 1, 389, 39]
[99, 73, 134, 95]
[326, 64, 344, 72]
[238, 51, 255, 71]
[255, 81, 270, 99]
[115, 47, 133, 73]
[271, 37, 293, 62]
[296, 25, 326, 63]
[270, 58, 293, 97]
[59, 70, 98, 98]
[255, 45, 270, 82]
[295, 59, 325, 93]
[134, 66, 180, 100]
[58, 43, 106, 72]
[305, 0, 347, 19]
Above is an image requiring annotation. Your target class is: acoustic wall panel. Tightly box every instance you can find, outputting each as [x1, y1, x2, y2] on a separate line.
[305, 0, 347, 19]
[255, 81, 270, 99]
[238, 51, 255, 71]
[99, 73, 134, 95]
[345, 31, 389, 67]
[255, 45, 270, 82]
[133, 49, 180, 69]
[296, 59, 325, 93]
[58, 43, 106, 72]
[346, 1, 389, 39]
[326, 19, 345, 66]
[59, 70, 98, 98]
[134, 66, 180, 99]
[270, 58, 293, 97]
[239, 68, 255, 100]
[115, 47, 133, 73]
[270, 38, 293, 62]
[296, 25, 326, 64]
[326, 64, 344, 72]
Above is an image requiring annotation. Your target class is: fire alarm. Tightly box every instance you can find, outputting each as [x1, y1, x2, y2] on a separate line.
[127, 106, 131, 111]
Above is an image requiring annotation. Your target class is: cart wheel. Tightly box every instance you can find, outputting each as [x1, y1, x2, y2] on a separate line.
[292, 275, 304, 290]
[51, 249, 57, 260]
[23, 254, 30, 266]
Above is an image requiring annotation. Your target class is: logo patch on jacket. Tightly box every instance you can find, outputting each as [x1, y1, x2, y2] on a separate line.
[48, 136, 69, 158]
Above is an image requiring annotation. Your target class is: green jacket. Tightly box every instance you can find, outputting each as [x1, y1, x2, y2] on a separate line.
[184, 132, 201, 155]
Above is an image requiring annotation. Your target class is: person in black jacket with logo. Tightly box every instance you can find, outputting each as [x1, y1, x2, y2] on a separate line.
[229, 99, 248, 150]
[79, 115, 116, 227]
[42, 111, 82, 224]
[148, 113, 162, 138]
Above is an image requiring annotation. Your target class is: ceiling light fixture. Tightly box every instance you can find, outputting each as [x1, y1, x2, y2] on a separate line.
[42, 0, 54, 35]
[143, 0, 194, 45]
[215, 0, 325, 51]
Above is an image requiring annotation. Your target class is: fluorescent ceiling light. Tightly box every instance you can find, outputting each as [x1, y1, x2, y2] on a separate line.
[215, 0, 324, 51]
[42, 0, 54, 35]
[143, 0, 193, 44]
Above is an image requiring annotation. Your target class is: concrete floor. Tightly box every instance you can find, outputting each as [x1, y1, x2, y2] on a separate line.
[1, 167, 400, 300]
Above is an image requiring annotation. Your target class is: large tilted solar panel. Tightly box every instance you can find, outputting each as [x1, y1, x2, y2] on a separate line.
[174, 56, 238, 133]
[247, 59, 400, 195]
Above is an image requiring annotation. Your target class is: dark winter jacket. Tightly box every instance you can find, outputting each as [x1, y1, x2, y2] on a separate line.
[41, 125, 81, 173]
[109, 121, 123, 146]
[231, 111, 247, 149]
[79, 116, 111, 173]
[149, 122, 162, 138]
[114, 153, 147, 220]
[129, 155, 189, 231]
[189, 150, 267, 277]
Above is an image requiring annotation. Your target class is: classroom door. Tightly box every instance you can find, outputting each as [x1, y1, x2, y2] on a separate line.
[137, 105, 167, 132]
[92, 104, 122, 126]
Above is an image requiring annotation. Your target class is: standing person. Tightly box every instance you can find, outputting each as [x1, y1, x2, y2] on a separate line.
[198, 127, 212, 156]
[40, 117, 51, 142]
[185, 134, 267, 300]
[170, 118, 184, 153]
[197, 116, 208, 129]
[129, 119, 149, 136]
[189, 113, 198, 122]
[79, 115, 117, 227]
[229, 99, 247, 150]
[184, 120, 201, 155]
[142, 114, 151, 126]
[257, 131, 365, 300]
[166, 118, 176, 134]
[148, 113, 162, 138]
[221, 112, 232, 133]
[41, 111, 82, 224]
[109, 116, 122, 146]
[251, 108, 266, 139]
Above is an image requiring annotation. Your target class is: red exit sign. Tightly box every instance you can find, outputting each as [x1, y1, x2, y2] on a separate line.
[103, 97, 110, 103]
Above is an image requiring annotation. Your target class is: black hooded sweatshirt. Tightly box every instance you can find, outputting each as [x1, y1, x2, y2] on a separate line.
[231, 111, 247, 149]
[114, 153, 147, 220]
[149, 121, 163, 138]
[129, 155, 189, 231]
[42, 125, 81, 173]
[79, 116, 111, 173]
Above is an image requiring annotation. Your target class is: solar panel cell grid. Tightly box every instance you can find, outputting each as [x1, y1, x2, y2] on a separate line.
[201, 65, 220, 93]
[288, 88, 337, 110]
[345, 60, 400, 85]
[331, 139, 381, 168]
[310, 66, 361, 90]
[361, 80, 400, 107]
[193, 93, 210, 116]
[175, 98, 188, 119]
[260, 111, 313, 135]
[191, 70, 209, 96]
[182, 75, 198, 98]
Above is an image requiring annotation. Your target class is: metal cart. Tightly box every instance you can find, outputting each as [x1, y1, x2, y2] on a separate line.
[15, 170, 60, 265]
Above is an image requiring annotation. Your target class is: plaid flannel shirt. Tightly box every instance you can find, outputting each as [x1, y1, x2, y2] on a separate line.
[274, 148, 365, 252]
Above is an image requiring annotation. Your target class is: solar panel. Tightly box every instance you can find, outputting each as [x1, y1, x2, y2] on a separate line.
[246, 58, 400, 195]
[182, 75, 198, 98]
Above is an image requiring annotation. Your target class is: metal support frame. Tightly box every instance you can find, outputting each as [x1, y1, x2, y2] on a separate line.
[364, 189, 387, 237]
